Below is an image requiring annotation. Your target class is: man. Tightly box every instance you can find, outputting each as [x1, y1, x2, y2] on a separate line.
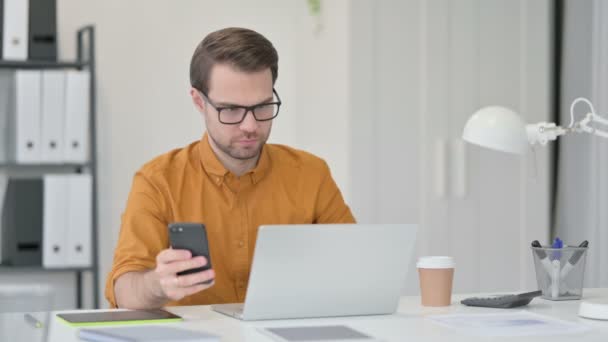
[106, 27, 355, 309]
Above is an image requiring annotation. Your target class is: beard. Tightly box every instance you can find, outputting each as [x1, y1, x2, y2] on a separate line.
[208, 132, 268, 161]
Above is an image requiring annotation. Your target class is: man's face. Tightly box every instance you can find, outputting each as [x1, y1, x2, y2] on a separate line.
[194, 64, 274, 162]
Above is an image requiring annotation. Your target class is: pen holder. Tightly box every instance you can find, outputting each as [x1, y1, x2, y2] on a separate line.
[531, 246, 587, 301]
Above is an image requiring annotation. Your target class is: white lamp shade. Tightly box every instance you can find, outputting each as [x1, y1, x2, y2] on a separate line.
[462, 106, 529, 154]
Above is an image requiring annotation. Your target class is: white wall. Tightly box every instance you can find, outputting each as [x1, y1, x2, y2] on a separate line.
[556, 0, 608, 288]
[293, 1, 351, 201]
[349, 0, 552, 294]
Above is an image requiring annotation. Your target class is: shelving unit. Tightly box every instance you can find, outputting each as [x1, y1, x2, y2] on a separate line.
[0, 26, 99, 309]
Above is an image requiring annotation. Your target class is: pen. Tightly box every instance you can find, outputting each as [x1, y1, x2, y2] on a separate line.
[551, 237, 563, 260]
[551, 237, 563, 299]
[560, 240, 589, 280]
[531, 240, 554, 275]
[24, 313, 43, 328]
[532, 240, 547, 258]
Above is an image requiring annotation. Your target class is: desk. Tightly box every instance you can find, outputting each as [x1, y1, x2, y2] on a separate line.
[7, 288, 608, 341]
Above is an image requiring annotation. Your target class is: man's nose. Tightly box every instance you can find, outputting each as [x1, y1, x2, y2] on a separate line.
[239, 110, 258, 132]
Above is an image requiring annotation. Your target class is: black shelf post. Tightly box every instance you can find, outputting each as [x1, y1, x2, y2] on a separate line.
[76, 25, 99, 309]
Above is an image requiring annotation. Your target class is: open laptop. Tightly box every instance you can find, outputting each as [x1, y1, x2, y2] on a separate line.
[212, 223, 417, 321]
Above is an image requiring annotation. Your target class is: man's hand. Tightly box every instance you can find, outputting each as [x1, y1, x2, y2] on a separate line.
[151, 248, 215, 302]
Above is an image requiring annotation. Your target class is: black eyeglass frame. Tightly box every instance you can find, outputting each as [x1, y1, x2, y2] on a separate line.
[198, 88, 282, 125]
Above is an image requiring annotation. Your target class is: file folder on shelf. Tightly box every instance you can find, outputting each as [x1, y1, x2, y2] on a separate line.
[63, 70, 90, 163]
[42, 174, 68, 268]
[42, 174, 92, 268]
[66, 174, 92, 267]
[0, 71, 43, 163]
[2, 0, 29, 60]
[0, 175, 7, 263]
[40, 70, 65, 162]
[0, 0, 3, 57]
[2, 178, 43, 266]
[28, 0, 57, 61]
[0, 70, 9, 163]
[11, 70, 42, 163]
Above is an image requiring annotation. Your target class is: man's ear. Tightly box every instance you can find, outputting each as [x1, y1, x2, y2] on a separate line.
[190, 87, 206, 113]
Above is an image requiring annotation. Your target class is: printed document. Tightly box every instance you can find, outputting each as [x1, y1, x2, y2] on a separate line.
[428, 311, 590, 336]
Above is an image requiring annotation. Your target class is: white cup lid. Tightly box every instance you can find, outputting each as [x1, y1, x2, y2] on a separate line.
[417, 256, 455, 269]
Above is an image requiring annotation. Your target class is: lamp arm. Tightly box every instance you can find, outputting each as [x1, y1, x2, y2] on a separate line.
[577, 113, 608, 138]
[526, 115, 608, 145]
[568, 97, 608, 138]
[526, 97, 608, 145]
[569, 97, 597, 127]
[526, 122, 567, 146]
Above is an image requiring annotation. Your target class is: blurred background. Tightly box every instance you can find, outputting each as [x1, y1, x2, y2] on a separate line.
[0, 0, 606, 310]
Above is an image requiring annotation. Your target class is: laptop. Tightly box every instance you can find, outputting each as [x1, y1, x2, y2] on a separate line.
[212, 223, 417, 321]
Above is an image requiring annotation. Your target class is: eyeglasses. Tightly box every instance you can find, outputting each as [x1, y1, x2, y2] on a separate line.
[198, 88, 282, 125]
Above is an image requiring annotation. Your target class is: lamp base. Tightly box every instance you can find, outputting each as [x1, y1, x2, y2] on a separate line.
[579, 299, 608, 320]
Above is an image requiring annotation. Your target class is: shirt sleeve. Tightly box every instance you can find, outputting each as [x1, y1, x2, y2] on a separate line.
[314, 161, 356, 224]
[104, 171, 170, 308]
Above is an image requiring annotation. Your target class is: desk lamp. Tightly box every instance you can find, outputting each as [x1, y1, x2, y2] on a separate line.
[463, 98, 608, 154]
[462, 97, 608, 320]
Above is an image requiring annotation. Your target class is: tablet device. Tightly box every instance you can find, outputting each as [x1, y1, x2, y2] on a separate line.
[56, 309, 182, 327]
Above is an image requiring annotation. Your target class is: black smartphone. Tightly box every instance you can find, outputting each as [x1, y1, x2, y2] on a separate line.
[168, 223, 213, 280]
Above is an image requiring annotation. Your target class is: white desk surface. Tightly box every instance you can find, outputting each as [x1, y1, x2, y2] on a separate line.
[23, 288, 608, 341]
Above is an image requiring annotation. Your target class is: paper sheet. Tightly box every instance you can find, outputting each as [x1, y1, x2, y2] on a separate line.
[428, 311, 590, 337]
[260, 325, 379, 342]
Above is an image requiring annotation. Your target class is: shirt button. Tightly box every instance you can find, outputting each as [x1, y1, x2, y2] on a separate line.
[238, 241, 245, 248]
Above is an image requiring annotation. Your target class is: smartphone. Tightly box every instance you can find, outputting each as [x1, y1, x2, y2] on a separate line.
[168, 223, 213, 280]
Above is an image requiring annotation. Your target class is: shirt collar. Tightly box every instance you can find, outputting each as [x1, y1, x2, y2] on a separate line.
[248, 142, 270, 184]
[199, 133, 229, 178]
[198, 133, 271, 184]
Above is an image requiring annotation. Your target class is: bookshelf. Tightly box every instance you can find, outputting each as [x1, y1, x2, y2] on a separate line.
[0, 26, 99, 309]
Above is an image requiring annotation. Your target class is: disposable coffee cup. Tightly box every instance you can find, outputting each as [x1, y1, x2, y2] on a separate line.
[417, 256, 455, 307]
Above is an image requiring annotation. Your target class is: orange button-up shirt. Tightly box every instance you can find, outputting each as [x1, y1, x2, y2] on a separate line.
[105, 134, 355, 307]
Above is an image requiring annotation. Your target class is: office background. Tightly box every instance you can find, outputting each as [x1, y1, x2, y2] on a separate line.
[0, 0, 606, 309]
[556, 0, 608, 289]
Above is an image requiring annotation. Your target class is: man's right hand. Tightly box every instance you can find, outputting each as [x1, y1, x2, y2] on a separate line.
[150, 248, 215, 302]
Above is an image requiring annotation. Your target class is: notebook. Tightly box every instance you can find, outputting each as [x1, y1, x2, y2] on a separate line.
[56, 309, 182, 327]
[78, 326, 219, 342]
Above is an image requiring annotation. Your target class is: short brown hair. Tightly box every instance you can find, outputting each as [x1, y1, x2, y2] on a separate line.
[190, 27, 279, 94]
